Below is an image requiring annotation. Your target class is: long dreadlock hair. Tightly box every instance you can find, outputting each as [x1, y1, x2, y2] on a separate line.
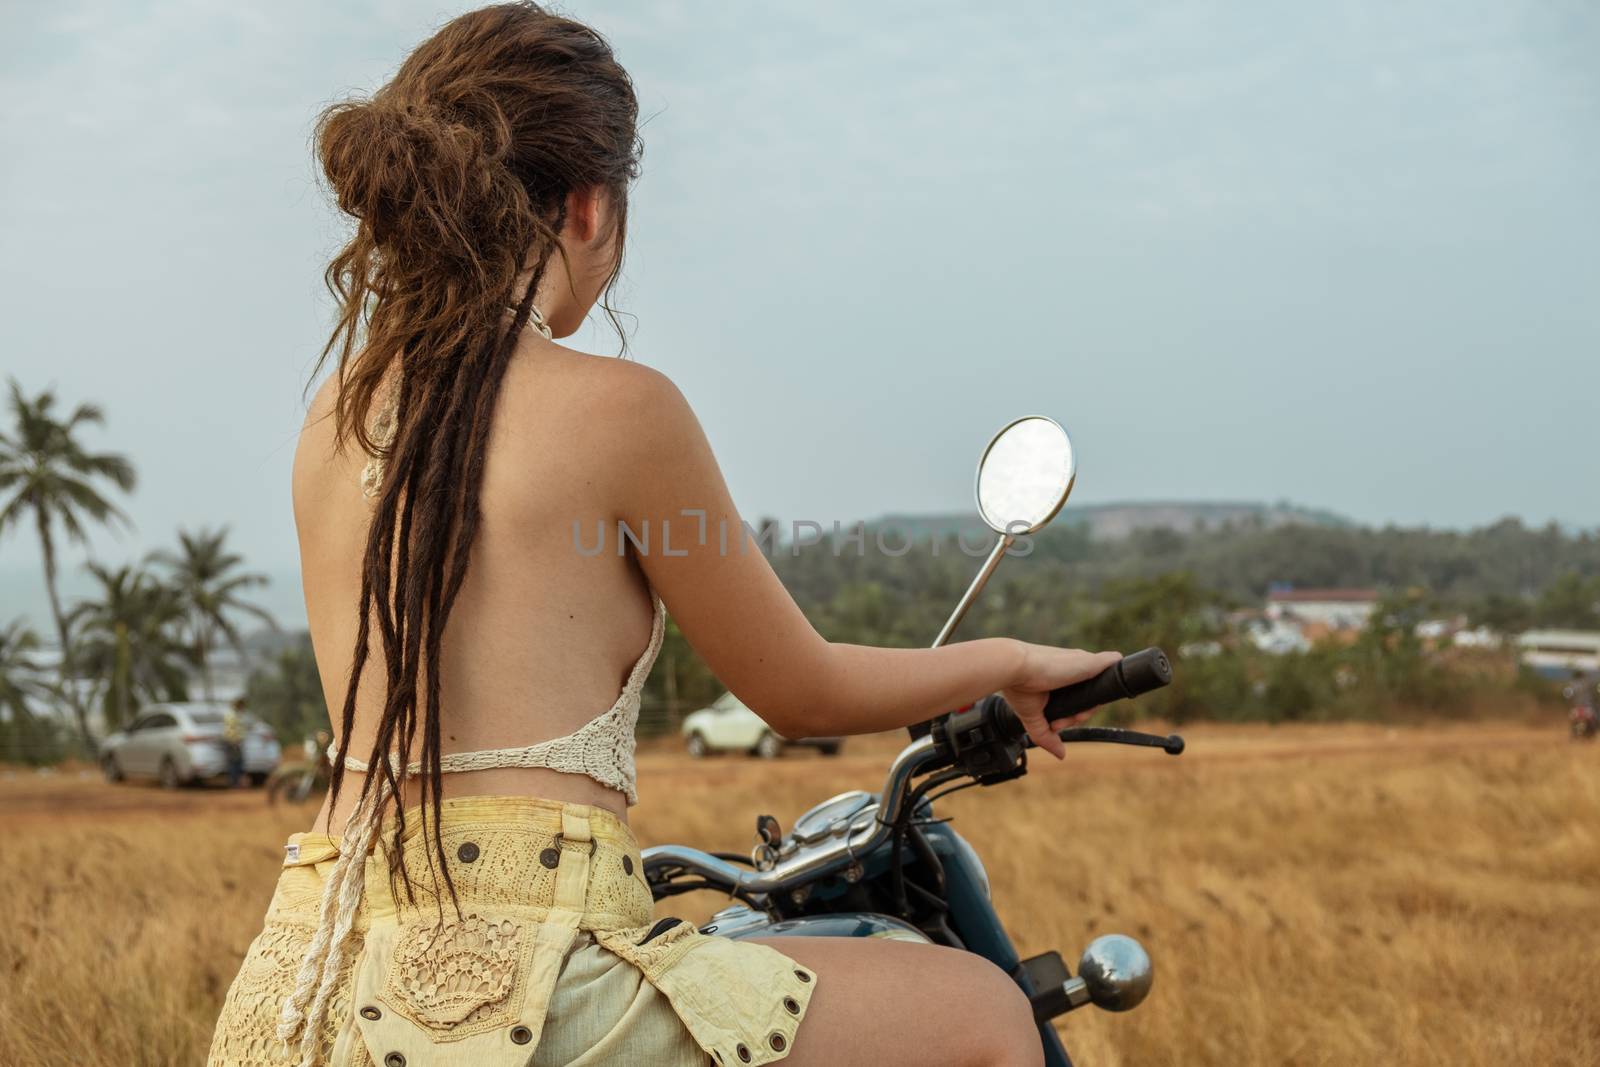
[308, 2, 641, 898]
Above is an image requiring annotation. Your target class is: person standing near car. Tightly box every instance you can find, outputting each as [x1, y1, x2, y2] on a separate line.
[222, 697, 247, 788]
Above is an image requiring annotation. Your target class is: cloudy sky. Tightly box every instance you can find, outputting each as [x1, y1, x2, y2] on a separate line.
[2, 0, 1596, 626]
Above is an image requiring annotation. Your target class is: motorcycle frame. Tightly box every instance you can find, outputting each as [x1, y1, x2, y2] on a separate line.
[658, 808, 1078, 1067]
[918, 819, 1076, 1067]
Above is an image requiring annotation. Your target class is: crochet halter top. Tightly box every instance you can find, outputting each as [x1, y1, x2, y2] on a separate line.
[350, 302, 662, 803]
[279, 305, 666, 1065]
[335, 596, 664, 805]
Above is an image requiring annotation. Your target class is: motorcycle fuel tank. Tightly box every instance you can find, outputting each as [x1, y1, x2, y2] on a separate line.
[702, 905, 931, 944]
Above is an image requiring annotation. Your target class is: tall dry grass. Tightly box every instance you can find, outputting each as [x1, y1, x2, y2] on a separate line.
[1, 722, 1595, 1066]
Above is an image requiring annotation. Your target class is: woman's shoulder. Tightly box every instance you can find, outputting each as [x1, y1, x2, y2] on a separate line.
[489, 344, 703, 519]
[517, 342, 685, 410]
[503, 343, 699, 456]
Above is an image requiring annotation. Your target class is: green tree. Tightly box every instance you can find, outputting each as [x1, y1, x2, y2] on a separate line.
[1079, 572, 1230, 722]
[0, 380, 136, 746]
[245, 636, 329, 746]
[642, 618, 722, 736]
[68, 562, 193, 731]
[153, 526, 275, 700]
[1340, 589, 1462, 712]
[817, 581, 902, 645]
[1258, 650, 1327, 722]
[1081, 572, 1228, 655]
[0, 618, 50, 721]
[1468, 592, 1533, 634]
[1532, 572, 1600, 630]
[0, 618, 67, 764]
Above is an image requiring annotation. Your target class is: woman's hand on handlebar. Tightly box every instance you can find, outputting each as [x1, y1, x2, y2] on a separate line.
[1001, 645, 1124, 759]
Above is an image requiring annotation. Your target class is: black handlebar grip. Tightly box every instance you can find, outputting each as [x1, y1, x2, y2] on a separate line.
[1042, 647, 1173, 721]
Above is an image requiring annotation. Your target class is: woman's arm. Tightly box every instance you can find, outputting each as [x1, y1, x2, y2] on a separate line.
[603, 363, 1117, 758]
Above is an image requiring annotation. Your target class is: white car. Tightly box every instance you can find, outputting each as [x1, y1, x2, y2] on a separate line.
[100, 702, 283, 788]
[680, 692, 843, 759]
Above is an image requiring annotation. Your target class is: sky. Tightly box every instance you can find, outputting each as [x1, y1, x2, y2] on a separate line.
[2, 0, 1597, 628]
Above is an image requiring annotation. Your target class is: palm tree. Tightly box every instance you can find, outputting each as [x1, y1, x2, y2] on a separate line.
[153, 526, 275, 700]
[0, 618, 70, 764]
[69, 562, 194, 732]
[0, 379, 136, 746]
[0, 618, 50, 717]
[0, 618, 59, 763]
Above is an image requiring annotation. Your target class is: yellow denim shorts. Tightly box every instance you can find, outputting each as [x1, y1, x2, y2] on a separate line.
[207, 795, 815, 1066]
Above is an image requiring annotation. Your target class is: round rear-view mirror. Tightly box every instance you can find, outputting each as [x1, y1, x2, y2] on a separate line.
[974, 416, 1075, 536]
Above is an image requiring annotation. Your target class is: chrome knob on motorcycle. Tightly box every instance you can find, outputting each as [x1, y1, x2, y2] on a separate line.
[1069, 934, 1153, 1012]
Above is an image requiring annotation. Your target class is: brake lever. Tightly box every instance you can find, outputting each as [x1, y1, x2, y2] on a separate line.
[1052, 726, 1185, 755]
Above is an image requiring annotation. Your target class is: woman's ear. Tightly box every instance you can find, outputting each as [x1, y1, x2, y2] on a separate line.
[566, 186, 605, 245]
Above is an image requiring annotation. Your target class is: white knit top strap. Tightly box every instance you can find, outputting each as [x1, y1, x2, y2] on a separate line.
[337, 596, 664, 805]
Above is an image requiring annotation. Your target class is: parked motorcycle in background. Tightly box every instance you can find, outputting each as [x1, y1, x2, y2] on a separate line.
[264, 730, 334, 804]
[646, 416, 1184, 1067]
[1564, 677, 1598, 741]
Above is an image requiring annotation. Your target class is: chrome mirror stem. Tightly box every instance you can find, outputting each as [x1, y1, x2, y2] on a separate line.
[931, 535, 1012, 648]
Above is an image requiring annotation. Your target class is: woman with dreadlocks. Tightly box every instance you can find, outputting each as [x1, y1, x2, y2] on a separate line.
[207, 5, 1120, 1066]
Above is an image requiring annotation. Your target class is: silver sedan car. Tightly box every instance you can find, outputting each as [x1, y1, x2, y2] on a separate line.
[100, 702, 282, 788]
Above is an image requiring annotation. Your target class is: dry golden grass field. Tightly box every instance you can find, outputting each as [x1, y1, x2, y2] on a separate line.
[2, 721, 1597, 1067]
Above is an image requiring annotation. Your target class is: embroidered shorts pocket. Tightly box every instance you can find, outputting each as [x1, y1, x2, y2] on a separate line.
[594, 926, 816, 1066]
[345, 913, 559, 1067]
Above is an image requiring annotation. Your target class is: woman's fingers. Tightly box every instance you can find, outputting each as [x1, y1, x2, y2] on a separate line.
[1009, 694, 1066, 760]
[1051, 648, 1123, 687]
[1048, 709, 1096, 732]
[1001, 645, 1121, 761]
[1029, 719, 1066, 760]
[1026, 708, 1098, 759]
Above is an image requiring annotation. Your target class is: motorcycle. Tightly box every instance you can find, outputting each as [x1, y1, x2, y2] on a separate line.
[265, 735, 334, 804]
[1564, 683, 1598, 741]
[644, 416, 1184, 1067]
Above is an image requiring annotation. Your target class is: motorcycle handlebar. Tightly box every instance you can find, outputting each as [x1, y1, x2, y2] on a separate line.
[643, 649, 1178, 897]
[1043, 647, 1173, 722]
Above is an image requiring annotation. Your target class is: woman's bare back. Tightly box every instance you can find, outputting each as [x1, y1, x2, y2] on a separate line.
[294, 334, 658, 827]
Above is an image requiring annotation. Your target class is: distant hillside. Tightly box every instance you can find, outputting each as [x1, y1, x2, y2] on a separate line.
[871, 501, 1353, 542]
